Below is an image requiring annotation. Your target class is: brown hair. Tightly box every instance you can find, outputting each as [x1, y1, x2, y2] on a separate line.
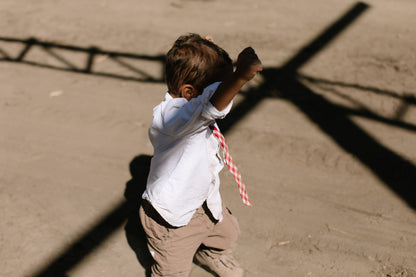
[165, 33, 232, 96]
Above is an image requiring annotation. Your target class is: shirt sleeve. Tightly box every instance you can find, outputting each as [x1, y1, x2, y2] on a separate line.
[201, 83, 233, 120]
[159, 82, 233, 137]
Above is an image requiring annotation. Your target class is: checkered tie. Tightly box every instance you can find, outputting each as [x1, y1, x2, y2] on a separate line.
[211, 124, 252, 206]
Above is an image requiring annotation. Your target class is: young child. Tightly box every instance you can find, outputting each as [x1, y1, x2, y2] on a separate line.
[140, 33, 262, 276]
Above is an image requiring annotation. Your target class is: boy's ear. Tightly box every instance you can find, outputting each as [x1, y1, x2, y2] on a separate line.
[179, 84, 198, 101]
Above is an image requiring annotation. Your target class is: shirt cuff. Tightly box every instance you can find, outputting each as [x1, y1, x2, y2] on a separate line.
[201, 82, 233, 120]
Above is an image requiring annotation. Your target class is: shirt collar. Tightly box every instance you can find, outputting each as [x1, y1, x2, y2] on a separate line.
[165, 92, 173, 101]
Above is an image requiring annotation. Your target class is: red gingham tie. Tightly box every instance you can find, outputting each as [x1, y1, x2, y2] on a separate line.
[211, 124, 252, 206]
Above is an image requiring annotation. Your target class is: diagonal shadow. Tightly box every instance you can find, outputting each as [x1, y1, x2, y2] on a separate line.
[263, 69, 416, 209]
[219, 2, 416, 209]
[297, 76, 416, 132]
[23, 2, 415, 276]
[31, 202, 130, 277]
[218, 2, 371, 133]
[297, 73, 416, 106]
[30, 155, 153, 277]
[298, 74, 416, 123]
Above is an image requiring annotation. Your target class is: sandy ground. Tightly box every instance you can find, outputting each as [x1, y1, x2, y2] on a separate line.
[1, 0, 416, 276]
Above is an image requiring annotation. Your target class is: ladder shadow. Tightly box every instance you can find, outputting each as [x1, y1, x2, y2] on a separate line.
[0, 36, 165, 83]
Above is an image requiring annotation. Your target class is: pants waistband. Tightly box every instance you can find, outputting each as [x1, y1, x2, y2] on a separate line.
[141, 199, 218, 228]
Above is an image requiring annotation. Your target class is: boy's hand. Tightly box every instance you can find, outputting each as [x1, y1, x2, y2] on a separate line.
[210, 47, 262, 111]
[235, 47, 263, 81]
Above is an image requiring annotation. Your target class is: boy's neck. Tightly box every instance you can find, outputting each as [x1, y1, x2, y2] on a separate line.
[169, 92, 180, 98]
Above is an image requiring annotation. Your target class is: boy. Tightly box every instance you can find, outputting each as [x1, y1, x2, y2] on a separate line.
[140, 33, 262, 276]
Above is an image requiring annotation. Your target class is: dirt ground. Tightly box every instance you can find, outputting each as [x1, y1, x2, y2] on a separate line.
[1, 0, 415, 276]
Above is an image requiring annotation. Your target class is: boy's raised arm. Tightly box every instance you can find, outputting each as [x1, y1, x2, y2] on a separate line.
[210, 47, 263, 111]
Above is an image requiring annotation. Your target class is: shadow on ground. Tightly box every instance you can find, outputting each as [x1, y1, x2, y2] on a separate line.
[7, 1, 414, 276]
[29, 155, 153, 277]
[124, 155, 153, 277]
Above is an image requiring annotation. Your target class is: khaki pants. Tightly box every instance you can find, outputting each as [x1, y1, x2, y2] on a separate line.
[139, 201, 240, 276]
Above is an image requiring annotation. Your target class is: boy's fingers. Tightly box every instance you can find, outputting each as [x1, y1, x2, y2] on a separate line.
[204, 35, 215, 43]
[241, 47, 260, 61]
[238, 46, 262, 75]
[244, 46, 254, 52]
[240, 47, 256, 57]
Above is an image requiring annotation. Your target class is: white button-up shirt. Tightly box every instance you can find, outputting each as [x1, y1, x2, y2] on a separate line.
[142, 82, 232, 227]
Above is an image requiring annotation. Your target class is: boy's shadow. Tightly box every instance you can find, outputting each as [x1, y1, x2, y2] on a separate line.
[124, 154, 153, 276]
